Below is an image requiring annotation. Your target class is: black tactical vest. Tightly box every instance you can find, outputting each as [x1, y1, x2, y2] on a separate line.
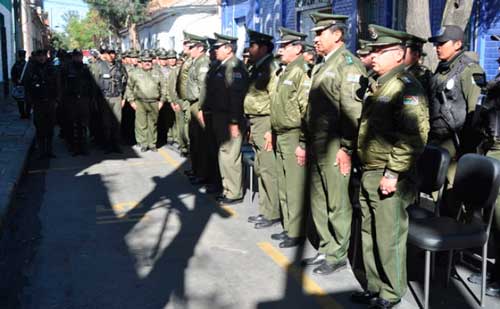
[429, 53, 476, 138]
[98, 60, 124, 98]
[63, 63, 93, 98]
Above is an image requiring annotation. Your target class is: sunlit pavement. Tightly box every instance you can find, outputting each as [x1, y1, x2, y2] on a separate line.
[3, 136, 500, 309]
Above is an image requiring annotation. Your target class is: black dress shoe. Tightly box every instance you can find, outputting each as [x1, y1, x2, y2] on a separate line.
[199, 184, 220, 194]
[271, 231, 288, 241]
[312, 260, 347, 275]
[302, 253, 326, 266]
[279, 237, 304, 248]
[190, 177, 208, 185]
[218, 197, 244, 205]
[184, 170, 195, 177]
[149, 146, 158, 152]
[254, 218, 280, 229]
[248, 214, 264, 223]
[350, 291, 379, 304]
[369, 297, 400, 309]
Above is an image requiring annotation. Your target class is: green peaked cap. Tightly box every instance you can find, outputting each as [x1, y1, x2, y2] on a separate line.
[213, 33, 238, 47]
[276, 27, 307, 44]
[158, 49, 177, 59]
[403, 33, 427, 49]
[247, 29, 273, 44]
[310, 12, 349, 32]
[366, 24, 409, 47]
[189, 33, 208, 46]
[357, 39, 372, 56]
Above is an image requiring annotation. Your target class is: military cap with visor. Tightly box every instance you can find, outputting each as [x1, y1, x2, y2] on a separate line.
[213, 33, 238, 47]
[309, 12, 348, 32]
[303, 43, 315, 53]
[247, 29, 274, 45]
[189, 33, 208, 47]
[206, 37, 218, 49]
[428, 25, 464, 43]
[140, 51, 153, 62]
[357, 39, 372, 56]
[404, 33, 427, 50]
[276, 27, 307, 44]
[128, 49, 139, 58]
[366, 24, 409, 47]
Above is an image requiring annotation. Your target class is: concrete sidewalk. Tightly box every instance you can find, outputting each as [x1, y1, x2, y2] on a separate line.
[0, 96, 35, 228]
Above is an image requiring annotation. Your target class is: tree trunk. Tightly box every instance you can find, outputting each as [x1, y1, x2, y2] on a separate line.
[129, 22, 139, 50]
[405, 0, 439, 70]
[441, 0, 474, 30]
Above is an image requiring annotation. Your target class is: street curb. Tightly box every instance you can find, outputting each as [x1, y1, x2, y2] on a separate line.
[0, 125, 35, 232]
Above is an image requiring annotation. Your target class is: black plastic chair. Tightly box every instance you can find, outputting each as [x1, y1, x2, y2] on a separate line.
[241, 145, 255, 204]
[408, 154, 500, 308]
[408, 145, 451, 219]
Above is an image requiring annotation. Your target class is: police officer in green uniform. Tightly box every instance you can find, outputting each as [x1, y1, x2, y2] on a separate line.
[157, 49, 178, 145]
[427, 25, 485, 214]
[59, 49, 95, 155]
[94, 45, 127, 153]
[243, 29, 281, 229]
[205, 33, 249, 204]
[173, 32, 195, 158]
[357, 39, 374, 71]
[402, 33, 432, 96]
[303, 13, 367, 275]
[271, 27, 310, 248]
[303, 43, 317, 66]
[469, 34, 500, 297]
[185, 34, 211, 185]
[351, 25, 429, 309]
[126, 51, 167, 152]
[24, 49, 59, 159]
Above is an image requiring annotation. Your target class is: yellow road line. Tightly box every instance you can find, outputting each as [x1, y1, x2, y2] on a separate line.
[220, 205, 237, 217]
[158, 148, 182, 170]
[257, 242, 342, 309]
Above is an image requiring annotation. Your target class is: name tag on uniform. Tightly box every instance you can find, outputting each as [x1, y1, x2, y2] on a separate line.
[102, 74, 111, 79]
[347, 73, 360, 83]
[303, 80, 312, 87]
[283, 80, 293, 86]
[378, 96, 391, 103]
[200, 67, 209, 73]
[325, 71, 336, 78]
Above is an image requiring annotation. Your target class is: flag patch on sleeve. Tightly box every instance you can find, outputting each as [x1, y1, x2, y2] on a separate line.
[403, 95, 418, 105]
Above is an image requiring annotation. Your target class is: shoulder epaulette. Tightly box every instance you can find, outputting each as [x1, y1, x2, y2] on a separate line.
[344, 53, 353, 65]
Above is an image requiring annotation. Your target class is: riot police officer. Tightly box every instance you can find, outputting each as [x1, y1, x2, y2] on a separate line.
[94, 45, 127, 153]
[59, 49, 95, 155]
[24, 50, 59, 159]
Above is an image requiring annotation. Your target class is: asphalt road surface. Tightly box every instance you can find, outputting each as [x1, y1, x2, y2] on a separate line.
[1, 136, 498, 309]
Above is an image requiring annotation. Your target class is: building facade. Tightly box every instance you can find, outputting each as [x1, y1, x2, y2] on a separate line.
[0, 0, 13, 86]
[221, 0, 500, 80]
[120, 0, 220, 53]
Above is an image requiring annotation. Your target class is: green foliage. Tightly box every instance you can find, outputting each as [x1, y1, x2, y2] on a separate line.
[84, 0, 151, 33]
[63, 9, 109, 49]
[50, 31, 69, 50]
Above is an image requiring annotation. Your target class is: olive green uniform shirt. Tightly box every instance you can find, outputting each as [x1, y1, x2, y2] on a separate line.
[186, 54, 210, 105]
[244, 54, 278, 116]
[306, 45, 367, 152]
[271, 55, 310, 144]
[125, 68, 166, 103]
[357, 64, 430, 174]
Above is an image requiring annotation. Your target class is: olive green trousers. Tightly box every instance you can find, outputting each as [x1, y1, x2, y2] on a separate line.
[310, 141, 352, 264]
[275, 130, 306, 238]
[212, 112, 243, 200]
[249, 116, 280, 220]
[360, 169, 416, 302]
[135, 101, 159, 148]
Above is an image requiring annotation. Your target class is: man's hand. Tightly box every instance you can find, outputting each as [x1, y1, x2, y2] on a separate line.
[295, 146, 306, 166]
[379, 176, 398, 196]
[229, 124, 240, 139]
[334, 148, 351, 176]
[171, 103, 181, 112]
[130, 102, 137, 110]
[197, 111, 205, 127]
[158, 101, 164, 110]
[121, 99, 126, 108]
[264, 131, 273, 151]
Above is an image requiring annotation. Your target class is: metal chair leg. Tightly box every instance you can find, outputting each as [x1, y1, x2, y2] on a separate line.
[481, 244, 488, 307]
[446, 250, 454, 287]
[425, 250, 431, 309]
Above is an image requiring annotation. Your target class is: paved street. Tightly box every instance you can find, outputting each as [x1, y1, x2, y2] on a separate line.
[0, 134, 499, 309]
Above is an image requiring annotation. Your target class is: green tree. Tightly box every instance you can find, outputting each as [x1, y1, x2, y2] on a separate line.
[63, 9, 109, 49]
[50, 31, 69, 50]
[84, 0, 151, 49]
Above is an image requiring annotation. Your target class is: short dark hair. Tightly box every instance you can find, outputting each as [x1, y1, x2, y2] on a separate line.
[328, 24, 347, 41]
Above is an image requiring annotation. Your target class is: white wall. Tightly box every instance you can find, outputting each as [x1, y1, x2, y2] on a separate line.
[0, 4, 14, 83]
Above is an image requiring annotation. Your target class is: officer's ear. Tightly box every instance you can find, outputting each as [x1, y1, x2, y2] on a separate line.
[452, 40, 463, 51]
